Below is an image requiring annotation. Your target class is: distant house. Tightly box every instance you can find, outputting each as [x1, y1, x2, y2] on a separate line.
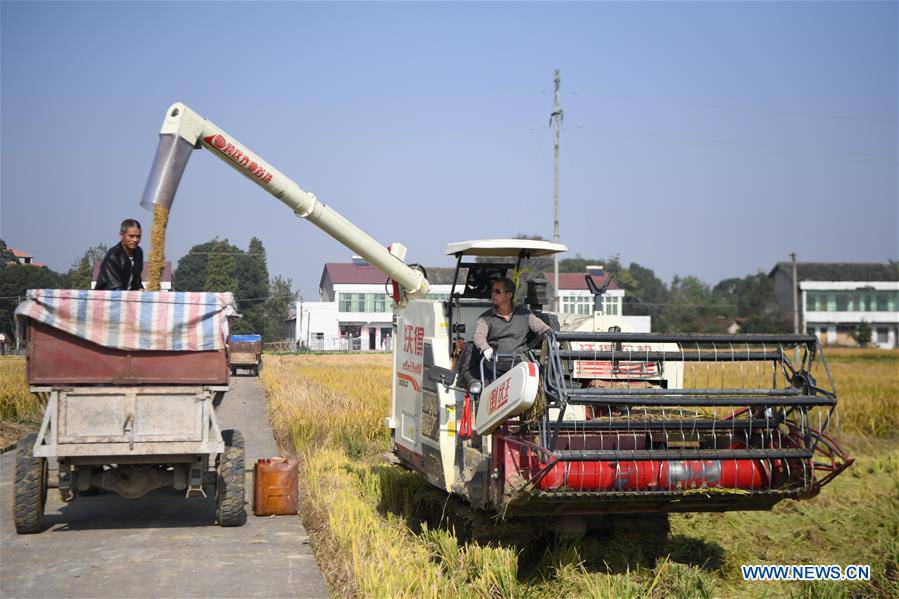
[8, 247, 46, 267]
[287, 257, 456, 350]
[90, 260, 173, 290]
[287, 259, 655, 349]
[545, 265, 652, 332]
[768, 262, 899, 349]
[545, 266, 623, 316]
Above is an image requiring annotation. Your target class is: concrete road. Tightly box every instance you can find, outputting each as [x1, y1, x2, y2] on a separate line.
[0, 376, 328, 599]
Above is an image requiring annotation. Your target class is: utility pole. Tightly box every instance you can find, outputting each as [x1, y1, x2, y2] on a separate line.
[551, 69, 562, 312]
[791, 252, 800, 364]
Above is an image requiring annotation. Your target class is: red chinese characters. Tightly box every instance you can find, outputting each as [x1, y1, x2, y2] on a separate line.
[488, 379, 511, 414]
[203, 134, 274, 185]
[404, 325, 414, 353]
[415, 326, 424, 356]
[404, 325, 424, 357]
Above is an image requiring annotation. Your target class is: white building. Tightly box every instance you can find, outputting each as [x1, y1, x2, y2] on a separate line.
[801, 281, 898, 348]
[289, 257, 454, 351]
[546, 266, 651, 332]
[289, 258, 650, 349]
[769, 262, 899, 349]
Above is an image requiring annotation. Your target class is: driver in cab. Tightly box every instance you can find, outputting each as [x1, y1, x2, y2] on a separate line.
[473, 277, 550, 378]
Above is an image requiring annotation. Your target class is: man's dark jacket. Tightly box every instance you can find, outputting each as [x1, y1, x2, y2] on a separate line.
[95, 243, 143, 291]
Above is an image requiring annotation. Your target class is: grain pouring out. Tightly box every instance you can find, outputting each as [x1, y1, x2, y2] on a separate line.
[146, 202, 169, 291]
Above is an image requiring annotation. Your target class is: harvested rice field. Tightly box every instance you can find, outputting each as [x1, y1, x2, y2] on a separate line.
[260, 349, 899, 598]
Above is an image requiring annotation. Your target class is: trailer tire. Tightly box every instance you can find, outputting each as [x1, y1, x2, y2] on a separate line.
[217, 429, 246, 527]
[13, 433, 47, 534]
[231, 367, 237, 376]
[254, 364, 260, 377]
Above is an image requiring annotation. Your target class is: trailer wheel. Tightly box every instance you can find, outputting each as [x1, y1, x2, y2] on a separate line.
[217, 429, 246, 527]
[253, 364, 260, 377]
[13, 433, 47, 534]
[230, 367, 237, 376]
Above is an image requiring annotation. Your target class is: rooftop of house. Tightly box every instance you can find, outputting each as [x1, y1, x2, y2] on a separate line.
[769, 262, 898, 282]
[544, 272, 620, 291]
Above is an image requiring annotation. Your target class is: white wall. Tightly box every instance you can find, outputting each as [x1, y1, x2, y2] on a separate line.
[293, 301, 339, 341]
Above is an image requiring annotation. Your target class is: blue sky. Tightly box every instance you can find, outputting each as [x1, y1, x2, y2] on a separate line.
[2, 1, 896, 297]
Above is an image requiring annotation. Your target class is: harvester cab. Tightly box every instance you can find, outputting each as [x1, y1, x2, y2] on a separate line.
[389, 239, 566, 491]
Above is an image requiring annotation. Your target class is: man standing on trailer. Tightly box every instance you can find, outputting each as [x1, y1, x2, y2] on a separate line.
[473, 277, 550, 378]
[95, 219, 144, 291]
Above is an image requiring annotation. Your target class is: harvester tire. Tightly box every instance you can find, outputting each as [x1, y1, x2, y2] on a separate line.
[217, 429, 246, 527]
[13, 433, 47, 534]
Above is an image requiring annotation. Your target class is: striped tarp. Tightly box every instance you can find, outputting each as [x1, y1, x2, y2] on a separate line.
[15, 290, 239, 352]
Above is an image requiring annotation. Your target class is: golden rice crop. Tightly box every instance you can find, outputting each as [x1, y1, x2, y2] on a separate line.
[262, 350, 898, 599]
[261, 354, 392, 457]
[680, 347, 898, 438]
[0, 357, 41, 423]
[818, 349, 899, 438]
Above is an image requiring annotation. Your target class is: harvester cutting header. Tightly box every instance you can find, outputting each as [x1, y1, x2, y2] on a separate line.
[140, 102, 853, 547]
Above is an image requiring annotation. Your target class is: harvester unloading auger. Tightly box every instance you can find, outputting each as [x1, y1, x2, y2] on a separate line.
[142, 102, 853, 548]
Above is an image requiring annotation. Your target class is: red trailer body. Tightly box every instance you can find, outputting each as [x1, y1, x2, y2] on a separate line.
[26, 321, 228, 386]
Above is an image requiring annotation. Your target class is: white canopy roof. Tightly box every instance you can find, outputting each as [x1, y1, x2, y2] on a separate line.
[444, 239, 568, 257]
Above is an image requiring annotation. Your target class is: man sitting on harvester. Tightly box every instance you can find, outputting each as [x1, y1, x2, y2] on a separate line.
[473, 277, 550, 379]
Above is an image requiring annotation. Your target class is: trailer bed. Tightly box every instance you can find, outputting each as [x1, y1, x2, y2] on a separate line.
[27, 321, 228, 385]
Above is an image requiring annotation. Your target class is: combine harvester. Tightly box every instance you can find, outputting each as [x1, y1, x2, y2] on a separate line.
[137, 102, 854, 551]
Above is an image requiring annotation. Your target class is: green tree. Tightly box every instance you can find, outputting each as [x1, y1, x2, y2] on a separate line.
[712, 272, 788, 333]
[663, 275, 722, 333]
[174, 237, 289, 340]
[619, 262, 670, 327]
[0, 263, 66, 343]
[204, 252, 238, 292]
[262, 275, 297, 341]
[173, 239, 242, 291]
[0, 239, 18, 265]
[234, 237, 270, 335]
[66, 243, 108, 289]
[851, 321, 873, 348]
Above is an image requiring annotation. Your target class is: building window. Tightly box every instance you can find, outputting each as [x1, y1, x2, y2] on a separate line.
[876, 327, 889, 345]
[559, 294, 621, 316]
[602, 295, 621, 316]
[560, 295, 592, 315]
[807, 290, 899, 313]
[835, 294, 848, 311]
[338, 292, 392, 313]
[875, 291, 898, 312]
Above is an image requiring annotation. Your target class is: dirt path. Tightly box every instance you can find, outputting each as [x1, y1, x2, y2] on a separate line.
[0, 376, 328, 598]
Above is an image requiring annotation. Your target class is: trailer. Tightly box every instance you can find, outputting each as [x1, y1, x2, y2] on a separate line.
[229, 334, 262, 376]
[12, 290, 246, 533]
